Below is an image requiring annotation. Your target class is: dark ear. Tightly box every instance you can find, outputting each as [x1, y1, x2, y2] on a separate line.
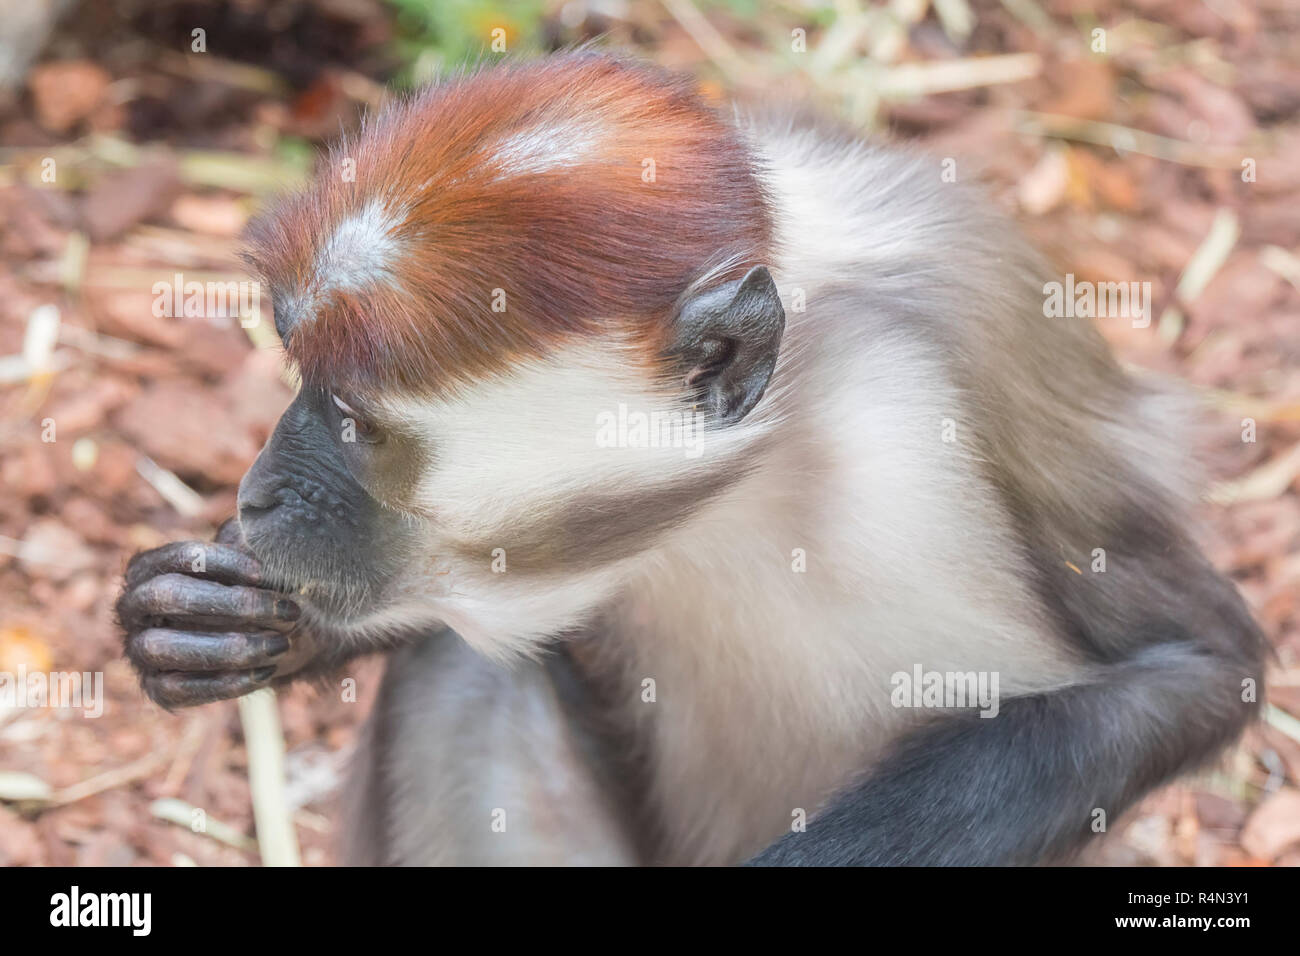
[668, 265, 785, 426]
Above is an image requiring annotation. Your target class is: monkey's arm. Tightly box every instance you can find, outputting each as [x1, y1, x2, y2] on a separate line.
[118, 520, 359, 708]
[746, 558, 1264, 866]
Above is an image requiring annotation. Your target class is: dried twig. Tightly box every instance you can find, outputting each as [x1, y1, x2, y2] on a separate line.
[238, 688, 301, 867]
[53, 751, 168, 806]
[1014, 111, 1246, 169]
[1158, 209, 1240, 340]
[160, 712, 212, 796]
[1264, 704, 1300, 747]
[1209, 441, 1300, 505]
[134, 456, 206, 518]
[150, 798, 259, 853]
[873, 53, 1042, 97]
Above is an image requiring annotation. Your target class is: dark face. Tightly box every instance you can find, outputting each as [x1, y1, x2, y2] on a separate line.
[236, 387, 416, 621]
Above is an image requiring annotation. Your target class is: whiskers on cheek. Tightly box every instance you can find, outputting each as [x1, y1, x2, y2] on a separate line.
[243, 533, 379, 621]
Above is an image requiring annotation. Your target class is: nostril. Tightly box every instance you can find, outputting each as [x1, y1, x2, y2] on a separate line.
[236, 483, 283, 516]
[237, 499, 276, 519]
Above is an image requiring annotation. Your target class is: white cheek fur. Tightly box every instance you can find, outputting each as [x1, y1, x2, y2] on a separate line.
[370, 340, 777, 655]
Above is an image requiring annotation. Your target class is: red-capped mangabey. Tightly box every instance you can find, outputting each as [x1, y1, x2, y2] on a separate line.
[117, 51, 1266, 866]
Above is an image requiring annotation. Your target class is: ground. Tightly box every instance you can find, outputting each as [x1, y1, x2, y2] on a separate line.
[0, 0, 1297, 866]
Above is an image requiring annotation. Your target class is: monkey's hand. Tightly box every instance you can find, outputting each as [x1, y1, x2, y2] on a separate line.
[117, 519, 315, 709]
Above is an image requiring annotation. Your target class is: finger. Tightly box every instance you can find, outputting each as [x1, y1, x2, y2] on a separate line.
[128, 628, 291, 672]
[125, 541, 263, 590]
[119, 574, 299, 630]
[142, 668, 278, 709]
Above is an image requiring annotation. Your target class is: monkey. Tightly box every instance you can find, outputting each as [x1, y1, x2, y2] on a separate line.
[117, 51, 1267, 866]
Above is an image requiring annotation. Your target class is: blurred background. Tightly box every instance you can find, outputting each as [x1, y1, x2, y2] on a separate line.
[0, 0, 1297, 866]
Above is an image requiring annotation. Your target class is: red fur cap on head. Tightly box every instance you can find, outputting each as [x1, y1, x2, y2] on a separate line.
[244, 50, 775, 397]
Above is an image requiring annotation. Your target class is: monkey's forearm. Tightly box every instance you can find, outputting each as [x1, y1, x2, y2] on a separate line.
[746, 642, 1257, 866]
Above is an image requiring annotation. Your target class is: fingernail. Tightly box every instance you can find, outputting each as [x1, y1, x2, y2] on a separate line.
[275, 599, 300, 621]
[252, 666, 277, 682]
[265, 634, 291, 657]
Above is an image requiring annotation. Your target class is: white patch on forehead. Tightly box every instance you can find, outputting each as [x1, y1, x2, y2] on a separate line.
[489, 119, 600, 177]
[314, 198, 405, 295]
[280, 199, 406, 331]
[273, 199, 408, 333]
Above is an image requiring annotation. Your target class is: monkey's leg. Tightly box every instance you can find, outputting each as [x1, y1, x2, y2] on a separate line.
[747, 641, 1259, 866]
[342, 630, 640, 866]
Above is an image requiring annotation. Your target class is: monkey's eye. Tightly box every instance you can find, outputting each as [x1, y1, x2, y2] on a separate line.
[331, 392, 384, 444]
